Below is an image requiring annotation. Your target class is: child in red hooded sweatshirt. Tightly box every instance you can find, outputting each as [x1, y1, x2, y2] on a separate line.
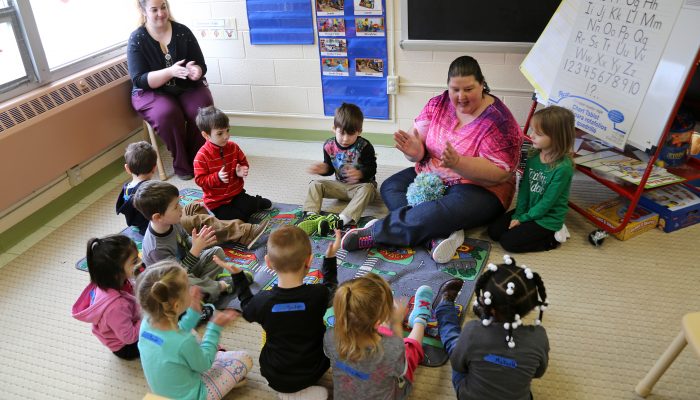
[72, 235, 142, 360]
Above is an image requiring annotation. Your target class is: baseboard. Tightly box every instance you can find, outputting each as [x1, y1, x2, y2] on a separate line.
[232, 125, 394, 147]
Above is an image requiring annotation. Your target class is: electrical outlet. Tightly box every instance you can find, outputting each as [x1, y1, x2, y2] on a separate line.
[67, 166, 82, 187]
[386, 75, 399, 95]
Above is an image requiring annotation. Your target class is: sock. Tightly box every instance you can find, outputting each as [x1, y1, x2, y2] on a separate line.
[339, 213, 352, 226]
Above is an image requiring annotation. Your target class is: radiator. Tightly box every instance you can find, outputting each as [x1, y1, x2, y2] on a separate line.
[0, 56, 141, 223]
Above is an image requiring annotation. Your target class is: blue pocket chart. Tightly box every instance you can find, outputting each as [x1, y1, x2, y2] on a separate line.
[317, 0, 389, 120]
[247, 0, 314, 44]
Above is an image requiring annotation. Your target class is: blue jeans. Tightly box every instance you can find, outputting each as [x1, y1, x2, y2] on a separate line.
[435, 301, 467, 393]
[374, 167, 505, 246]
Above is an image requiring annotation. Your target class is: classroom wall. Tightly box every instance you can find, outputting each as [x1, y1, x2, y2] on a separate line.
[169, 0, 536, 134]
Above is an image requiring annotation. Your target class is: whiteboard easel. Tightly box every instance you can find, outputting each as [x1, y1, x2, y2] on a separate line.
[521, 0, 700, 151]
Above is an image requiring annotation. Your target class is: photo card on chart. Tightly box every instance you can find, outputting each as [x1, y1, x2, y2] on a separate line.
[353, 0, 382, 15]
[354, 17, 385, 36]
[355, 58, 384, 77]
[320, 38, 348, 56]
[318, 17, 346, 36]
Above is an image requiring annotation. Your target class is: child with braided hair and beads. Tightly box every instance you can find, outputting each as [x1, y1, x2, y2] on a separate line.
[433, 255, 549, 400]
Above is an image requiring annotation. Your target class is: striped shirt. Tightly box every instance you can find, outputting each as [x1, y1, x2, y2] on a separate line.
[194, 140, 249, 210]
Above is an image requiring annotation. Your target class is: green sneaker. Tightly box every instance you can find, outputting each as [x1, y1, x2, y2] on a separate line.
[296, 213, 324, 236]
[318, 213, 344, 236]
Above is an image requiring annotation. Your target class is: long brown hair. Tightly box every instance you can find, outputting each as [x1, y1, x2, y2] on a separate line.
[332, 273, 394, 362]
[530, 105, 575, 165]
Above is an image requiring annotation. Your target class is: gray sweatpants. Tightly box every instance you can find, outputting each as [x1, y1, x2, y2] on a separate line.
[188, 246, 226, 302]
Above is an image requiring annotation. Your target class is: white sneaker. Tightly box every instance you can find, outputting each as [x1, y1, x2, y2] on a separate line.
[431, 230, 465, 263]
[554, 224, 570, 243]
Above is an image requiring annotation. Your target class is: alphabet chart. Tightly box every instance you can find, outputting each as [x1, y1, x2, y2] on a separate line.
[548, 0, 682, 149]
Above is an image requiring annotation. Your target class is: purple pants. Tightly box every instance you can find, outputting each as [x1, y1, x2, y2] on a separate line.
[131, 82, 213, 176]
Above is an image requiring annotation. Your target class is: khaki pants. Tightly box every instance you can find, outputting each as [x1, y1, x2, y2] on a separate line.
[303, 179, 377, 223]
[180, 203, 254, 245]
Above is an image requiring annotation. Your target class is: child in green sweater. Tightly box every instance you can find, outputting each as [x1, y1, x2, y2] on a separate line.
[488, 106, 576, 252]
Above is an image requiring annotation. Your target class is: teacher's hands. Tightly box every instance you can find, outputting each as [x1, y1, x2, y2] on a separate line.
[169, 60, 190, 79]
[394, 128, 423, 160]
[440, 141, 461, 169]
[185, 61, 202, 80]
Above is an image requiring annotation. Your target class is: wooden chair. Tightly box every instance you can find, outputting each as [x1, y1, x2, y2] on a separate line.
[143, 120, 168, 181]
[635, 311, 700, 397]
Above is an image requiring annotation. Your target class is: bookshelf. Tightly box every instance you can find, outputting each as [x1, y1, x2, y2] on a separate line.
[523, 51, 700, 242]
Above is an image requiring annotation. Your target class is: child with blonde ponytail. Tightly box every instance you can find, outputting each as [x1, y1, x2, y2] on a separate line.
[136, 261, 252, 400]
[323, 273, 434, 400]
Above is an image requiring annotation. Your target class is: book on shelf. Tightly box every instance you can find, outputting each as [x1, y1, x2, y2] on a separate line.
[574, 151, 685, 189]
[642, 185, 700, 211]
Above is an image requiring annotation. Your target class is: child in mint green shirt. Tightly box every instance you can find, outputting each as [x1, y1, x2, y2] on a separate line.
[488, 106, 576, 253]
[136, 261, 252, 400]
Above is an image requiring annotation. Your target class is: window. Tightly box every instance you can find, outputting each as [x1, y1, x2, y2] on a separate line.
[0, 21, 24, 85]
[0, 0, 134, 102]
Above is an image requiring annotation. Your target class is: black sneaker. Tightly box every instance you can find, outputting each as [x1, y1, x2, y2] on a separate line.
[255, 195, 273, 210]
[199, 303, 215, 326]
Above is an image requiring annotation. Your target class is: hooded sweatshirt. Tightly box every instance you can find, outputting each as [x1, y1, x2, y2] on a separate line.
[72, 280, 141, 351]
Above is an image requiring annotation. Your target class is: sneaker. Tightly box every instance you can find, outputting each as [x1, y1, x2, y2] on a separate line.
[432, 278, 464, 309]
[408, 285, 434, 327]
[219, 270, 254, 294]
[430, 230, 465, 264]
[255, 195, 273, 210]
[554, 224, 570, 243]
[363, 218, 379, 229]
[296, 213, 324, 236]
[341, 226, 374, 251]
[176, 173, 194, 181]
[242, 219, 270, 249]
[199, 303, 215, 325]
[318, 213, 344, 236]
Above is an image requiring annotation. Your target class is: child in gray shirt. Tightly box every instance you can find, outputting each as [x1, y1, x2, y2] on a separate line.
[323, 273, 434, 400]
[434, 255, 550, 400]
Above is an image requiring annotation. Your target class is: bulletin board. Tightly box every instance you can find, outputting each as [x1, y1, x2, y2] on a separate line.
[316, 0, 389, 120]
[247, 0, 314, 44]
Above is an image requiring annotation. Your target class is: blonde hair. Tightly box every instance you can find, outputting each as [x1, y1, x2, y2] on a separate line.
[266, 226, 312, 273]
[136, 0, 175, 26]
[136, 261, 188, 326]
[332, 273, 394, 362]
[531, 105, 576, 165]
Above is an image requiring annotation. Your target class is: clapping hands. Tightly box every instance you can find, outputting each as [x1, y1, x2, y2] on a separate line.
[169, 60, 202, 80]
[325, 230, 342, 258]
[394, 129, 423, 161]
[307, 162, 330, 175]
[440, 141, 461, 169]
[343, 165, 363, 184]
[185, 61, 202, 80]
[190, 225, 217, 255]
[235, 164, 249, 178]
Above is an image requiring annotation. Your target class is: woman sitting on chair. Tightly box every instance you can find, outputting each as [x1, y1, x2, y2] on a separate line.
[127, 0, 213, 180]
